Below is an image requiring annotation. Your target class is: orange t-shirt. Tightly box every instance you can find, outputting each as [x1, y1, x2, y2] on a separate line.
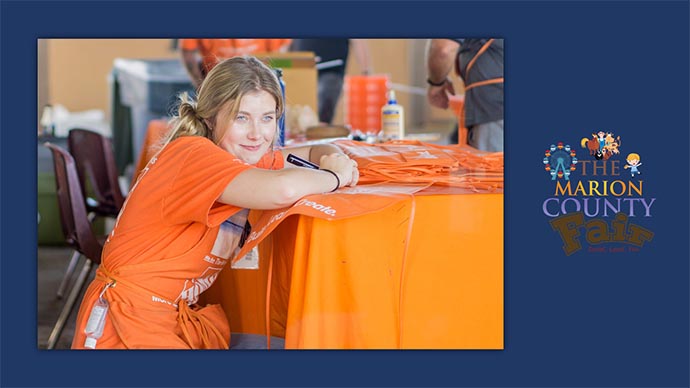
[180, 38, 292, 72]
[71, 136, 284, 349]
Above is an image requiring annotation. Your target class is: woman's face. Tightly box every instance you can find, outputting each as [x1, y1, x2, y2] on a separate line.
[215, 90, 277, 165]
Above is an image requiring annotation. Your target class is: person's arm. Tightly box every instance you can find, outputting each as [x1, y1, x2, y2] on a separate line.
[350, 39, 372, 75]
[426, 39, 459, 110]
[180, 47, 204, 89]
[218, 151, 357, 210]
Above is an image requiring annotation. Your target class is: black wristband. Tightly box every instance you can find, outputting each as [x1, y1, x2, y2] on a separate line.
[427, 77, 448, 87]
[321, 169, 340, 192]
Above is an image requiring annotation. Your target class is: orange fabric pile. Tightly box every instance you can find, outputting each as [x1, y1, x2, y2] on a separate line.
[335, 139, 504, 193]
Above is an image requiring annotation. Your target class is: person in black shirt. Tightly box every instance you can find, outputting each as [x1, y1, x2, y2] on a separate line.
[426, 38, 504, 151]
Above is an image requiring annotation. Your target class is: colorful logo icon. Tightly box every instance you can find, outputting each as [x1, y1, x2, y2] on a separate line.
[543, 141, 577, 180]
[580, 131, 621, 160]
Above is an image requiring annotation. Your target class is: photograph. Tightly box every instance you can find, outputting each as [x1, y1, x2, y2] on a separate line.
[37, 38, 504, 350]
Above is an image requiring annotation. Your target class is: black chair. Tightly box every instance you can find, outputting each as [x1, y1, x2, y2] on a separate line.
[67, 128, 126, 219]
[52, 129, 125, 299]
[43, 142, 104, 349]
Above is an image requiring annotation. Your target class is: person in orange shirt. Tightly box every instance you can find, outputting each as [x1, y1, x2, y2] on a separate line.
[180, 38, 292, 88]
[71, 55, 358, 350]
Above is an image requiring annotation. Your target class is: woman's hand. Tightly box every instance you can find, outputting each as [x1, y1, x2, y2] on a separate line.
[319, 153, 359, 188]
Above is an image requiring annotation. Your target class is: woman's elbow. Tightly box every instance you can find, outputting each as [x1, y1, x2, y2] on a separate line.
[271, 175, 302, 208]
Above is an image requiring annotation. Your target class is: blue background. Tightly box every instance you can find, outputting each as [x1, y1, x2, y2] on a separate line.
[1, 1, 688, 387]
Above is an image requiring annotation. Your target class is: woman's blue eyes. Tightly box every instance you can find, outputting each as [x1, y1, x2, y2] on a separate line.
[235, 115, 275, 122]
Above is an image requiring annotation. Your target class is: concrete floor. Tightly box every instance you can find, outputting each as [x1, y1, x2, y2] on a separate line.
[37, 245, 89, 349]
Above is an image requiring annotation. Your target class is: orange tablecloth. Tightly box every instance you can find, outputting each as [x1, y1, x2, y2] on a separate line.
[202, 191, 503, 349]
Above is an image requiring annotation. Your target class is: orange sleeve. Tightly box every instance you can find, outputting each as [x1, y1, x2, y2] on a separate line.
[179, 38, 200, 51]
[161, 138, 253, 227]
[255, 149, 285, 170]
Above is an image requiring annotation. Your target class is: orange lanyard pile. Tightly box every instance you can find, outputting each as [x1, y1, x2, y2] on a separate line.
[335, 139, 503, 193]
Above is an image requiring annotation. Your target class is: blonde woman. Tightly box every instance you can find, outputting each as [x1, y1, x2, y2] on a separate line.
[71, 55, 358, 349]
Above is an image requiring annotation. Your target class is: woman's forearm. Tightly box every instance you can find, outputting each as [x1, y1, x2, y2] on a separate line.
[218, 167, 340, 210]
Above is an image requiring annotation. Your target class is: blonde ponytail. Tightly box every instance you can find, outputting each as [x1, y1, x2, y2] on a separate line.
[162, 92, 211, 147]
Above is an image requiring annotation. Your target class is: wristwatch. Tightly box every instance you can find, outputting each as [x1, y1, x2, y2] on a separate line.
[427, 77, 448, 87]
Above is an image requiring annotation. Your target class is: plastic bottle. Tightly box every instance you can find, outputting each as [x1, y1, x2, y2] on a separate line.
[380, 89, 404, 141]
[40, 104, 55, 137]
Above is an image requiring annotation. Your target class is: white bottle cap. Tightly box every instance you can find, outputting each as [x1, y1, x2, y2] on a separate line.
[387, 90, 397, 104]
[84, 337, 97, 349]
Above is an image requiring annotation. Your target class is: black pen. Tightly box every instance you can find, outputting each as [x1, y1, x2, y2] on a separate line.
[287, 153, 320, 170]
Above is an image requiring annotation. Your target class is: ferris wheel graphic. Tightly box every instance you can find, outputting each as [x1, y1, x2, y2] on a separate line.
[544, 142, 578, 180]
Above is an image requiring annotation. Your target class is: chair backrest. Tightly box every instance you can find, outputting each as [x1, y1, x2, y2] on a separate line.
[44, 142, 103, 263]
[67, 129, 125, 218]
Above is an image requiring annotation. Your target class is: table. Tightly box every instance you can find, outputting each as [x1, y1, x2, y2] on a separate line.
[203, 191, 503, 349]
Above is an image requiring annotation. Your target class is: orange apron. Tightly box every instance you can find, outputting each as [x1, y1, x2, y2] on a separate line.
[72, 239, 231, 349]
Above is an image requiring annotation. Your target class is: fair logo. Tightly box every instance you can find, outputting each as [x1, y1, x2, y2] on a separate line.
[542, 131, 655, 255]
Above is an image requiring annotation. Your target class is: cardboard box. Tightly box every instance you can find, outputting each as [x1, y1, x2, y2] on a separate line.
[256, 52, 317, 115]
